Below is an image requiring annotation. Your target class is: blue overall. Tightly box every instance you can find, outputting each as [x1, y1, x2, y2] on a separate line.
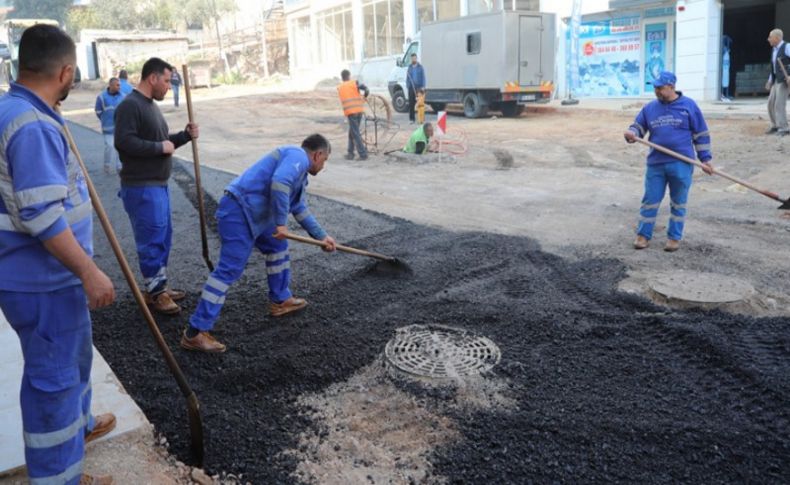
[628, 93, 712, 241]
[189, 146, 327, 331]
[119, 185, 172, 294]
[0, 83, 98, 484]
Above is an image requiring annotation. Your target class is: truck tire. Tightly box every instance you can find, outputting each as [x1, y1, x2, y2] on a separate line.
[501, 102, 525, 118]
[392, 88, 408, 113]
[463, 92, 488, 118]
[429, 102, 446, 113]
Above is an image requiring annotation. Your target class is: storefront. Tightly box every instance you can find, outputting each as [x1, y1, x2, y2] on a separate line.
[563, 2, 678, 98]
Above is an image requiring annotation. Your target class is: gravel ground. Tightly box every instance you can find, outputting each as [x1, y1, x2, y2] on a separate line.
[67, 121, 790, 484]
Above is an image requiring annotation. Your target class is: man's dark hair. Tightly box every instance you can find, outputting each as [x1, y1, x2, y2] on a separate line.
[341, 69, 351, 81]
[141, 58, 173, 80]
[18, 24, 76, 76]
[411, 53, 417, 57]
[109, 77, 119, 84]
[302, 134, 331, 154]
[119, 69, 128, 79]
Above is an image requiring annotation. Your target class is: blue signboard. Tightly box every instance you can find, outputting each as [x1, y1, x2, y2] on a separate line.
[567, 15, 642, 97]
[644, 22, 667, 91]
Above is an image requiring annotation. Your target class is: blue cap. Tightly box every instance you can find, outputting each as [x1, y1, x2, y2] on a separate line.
[652, 71, 676, 88]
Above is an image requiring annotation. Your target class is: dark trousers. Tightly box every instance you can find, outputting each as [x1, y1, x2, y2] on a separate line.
[347, 113, 367, 157]
[408, 87, 417, 122]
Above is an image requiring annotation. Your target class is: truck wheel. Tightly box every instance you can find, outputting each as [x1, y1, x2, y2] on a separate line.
[501, 103, 525, 118]
[392, 89, 408, 113]
[429, 103, 446, 113]
[463, 92, 488, 118]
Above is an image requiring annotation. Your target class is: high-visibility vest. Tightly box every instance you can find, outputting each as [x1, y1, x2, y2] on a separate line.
[337, 80, 365, 116]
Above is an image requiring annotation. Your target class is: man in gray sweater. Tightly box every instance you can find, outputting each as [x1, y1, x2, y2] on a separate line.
[114, 57, 199, 314]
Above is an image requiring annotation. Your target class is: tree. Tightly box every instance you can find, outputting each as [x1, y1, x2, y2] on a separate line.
[9, 0, 73, 24]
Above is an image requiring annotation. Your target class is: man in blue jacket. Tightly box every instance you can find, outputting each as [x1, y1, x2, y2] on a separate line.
[95, 77, 124, 174]
[406, 53, 425, 124]
[118, 69, 133, 96]
[624, 71, 714, 252]
[0, 24, 116, 485]
[182, 134, 337, 353]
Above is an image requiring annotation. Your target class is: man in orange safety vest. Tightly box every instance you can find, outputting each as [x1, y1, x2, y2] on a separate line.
[337, 69, 369, 160]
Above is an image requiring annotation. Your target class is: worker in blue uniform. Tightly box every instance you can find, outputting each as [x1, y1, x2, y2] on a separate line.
[94, 77, 123, 174]
[182, 134, 337, 353]
[0, 25, 117, 485]
[624, 71, 714, 252]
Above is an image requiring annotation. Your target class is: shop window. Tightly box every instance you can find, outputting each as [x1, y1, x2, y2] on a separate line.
[363, 0, 405, 58]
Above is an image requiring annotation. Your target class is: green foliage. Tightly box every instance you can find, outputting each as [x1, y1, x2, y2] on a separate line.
[62, 0, 239, 33]
[213, 69, 245, 85]
[65, 7, 98, 36]
[9, 0, 73, 24]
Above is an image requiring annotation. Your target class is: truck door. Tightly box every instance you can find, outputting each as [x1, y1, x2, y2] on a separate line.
[519, 15, 543, 86]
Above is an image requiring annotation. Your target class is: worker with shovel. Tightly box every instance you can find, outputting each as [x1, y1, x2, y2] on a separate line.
[0, 25, 116, 485]
[182, 134, 337, 353]
[114, 57, 198, 315]
[624, 71, 714, 252]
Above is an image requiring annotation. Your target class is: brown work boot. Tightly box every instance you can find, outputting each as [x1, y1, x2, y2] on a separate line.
[144, 291, 181, 315]
[664, 239, 680, 252]
[79, 474, 113, 485]
[165, 288, 186, 302]
[180, 330, 227, 353]
[85, 413, 116, 444]
[633, 235, 649, 250]
[269, 297, 307, 317]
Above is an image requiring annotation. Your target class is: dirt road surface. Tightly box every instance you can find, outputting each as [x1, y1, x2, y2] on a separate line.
[54, 84, 790, 484]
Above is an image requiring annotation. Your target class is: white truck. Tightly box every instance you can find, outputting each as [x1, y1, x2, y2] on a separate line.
[387, 10, 555, 118]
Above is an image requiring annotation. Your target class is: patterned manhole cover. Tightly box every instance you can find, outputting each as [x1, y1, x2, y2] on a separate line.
[648, 270, 754, 304]
[384, 325, 501, 378]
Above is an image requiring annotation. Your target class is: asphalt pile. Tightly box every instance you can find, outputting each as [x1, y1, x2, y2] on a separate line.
[71, 124, 790, 484]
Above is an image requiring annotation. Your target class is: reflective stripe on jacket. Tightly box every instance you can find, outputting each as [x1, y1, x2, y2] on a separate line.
[337, 80, 365, 116]
[0, 83, 93, 292]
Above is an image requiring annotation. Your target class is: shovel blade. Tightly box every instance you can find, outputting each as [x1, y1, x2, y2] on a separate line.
[778, 198, 790, 210]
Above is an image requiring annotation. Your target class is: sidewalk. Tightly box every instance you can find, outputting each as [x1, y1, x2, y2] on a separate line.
[529, 96, 769, 120]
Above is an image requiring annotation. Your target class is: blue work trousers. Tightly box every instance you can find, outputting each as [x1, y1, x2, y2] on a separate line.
[637, 161, 693, 241]
[189, 195, 291, 331]
[102, 134, 120, 173]
[347, 113, 367, 158]
[0, 286, 97, 485]
[119, 186, 172, 294]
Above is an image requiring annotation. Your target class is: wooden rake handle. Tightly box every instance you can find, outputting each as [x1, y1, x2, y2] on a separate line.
[634, 138, 784, 202]
[284, 233, 395, 262]
[62, 122, 205, 465]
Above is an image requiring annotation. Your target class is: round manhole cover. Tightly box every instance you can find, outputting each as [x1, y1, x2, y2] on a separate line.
[385, 325, 501, 378]
[648, 271, 754, 304]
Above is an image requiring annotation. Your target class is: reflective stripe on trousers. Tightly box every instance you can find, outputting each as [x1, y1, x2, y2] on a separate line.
[189, 195, 292, 331]
[0, 285, 94, 485]
[636, 161, 693, 241]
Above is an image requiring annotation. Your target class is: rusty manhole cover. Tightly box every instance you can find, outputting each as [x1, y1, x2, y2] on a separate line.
[385, 325, 501, 378]
[648, 271, 754, 304]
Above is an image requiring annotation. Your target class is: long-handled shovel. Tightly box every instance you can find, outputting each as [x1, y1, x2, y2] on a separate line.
[635, 138, 790, 209]
[182, 64, 214, 271]
[62, 123, 205, 466]
[284, 232, 411, 273]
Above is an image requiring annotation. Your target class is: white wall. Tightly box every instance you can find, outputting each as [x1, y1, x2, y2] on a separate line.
[675, 0, 722, 101]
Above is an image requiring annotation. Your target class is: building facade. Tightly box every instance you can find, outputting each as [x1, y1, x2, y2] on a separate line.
[286, 0, 790, 101]
[284, 0, 544, 85]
